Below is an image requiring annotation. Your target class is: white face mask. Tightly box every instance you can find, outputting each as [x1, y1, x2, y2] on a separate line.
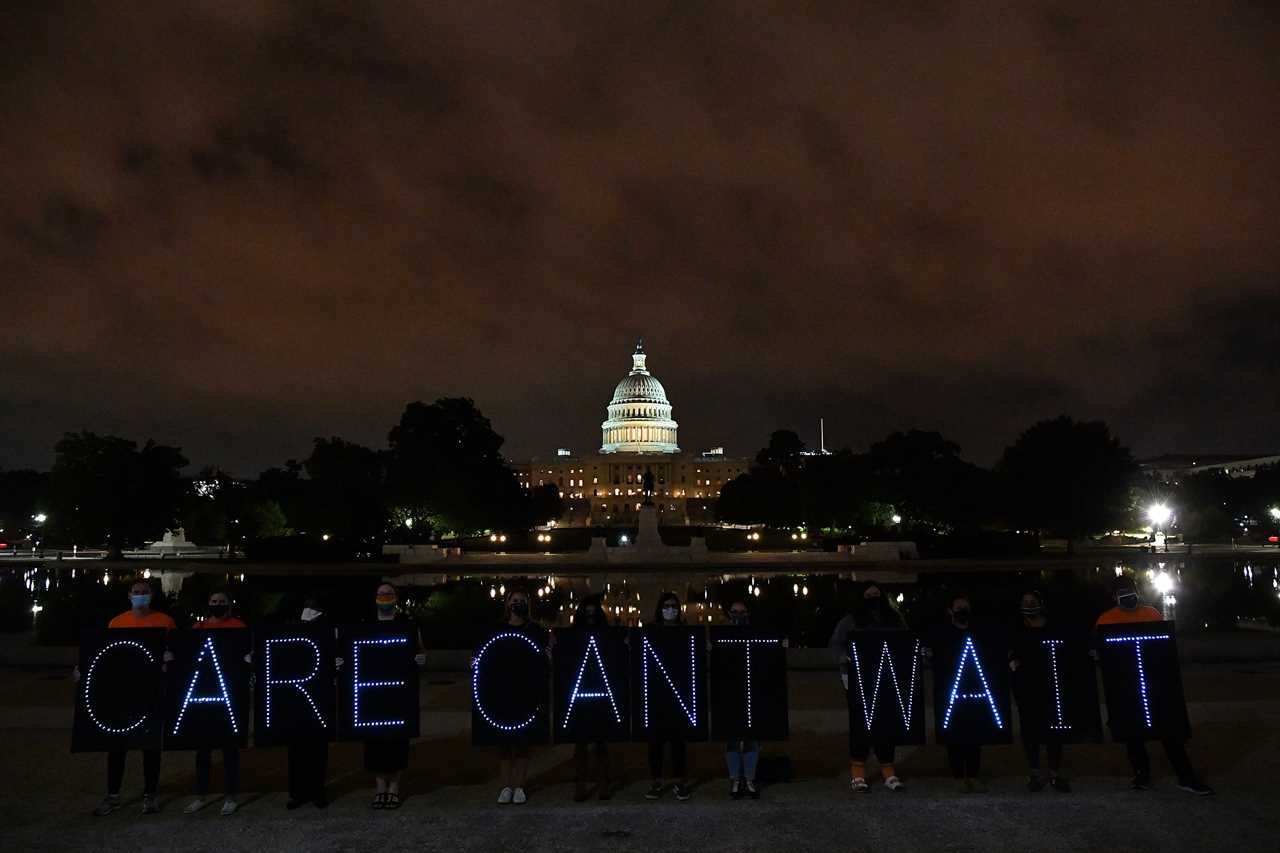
[301, 607, 322, 622]
[662, 606, 679, 622]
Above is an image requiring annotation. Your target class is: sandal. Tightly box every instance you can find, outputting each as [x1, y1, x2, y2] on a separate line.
[384, 792, 402, 810]
[372, 793, 386, 809]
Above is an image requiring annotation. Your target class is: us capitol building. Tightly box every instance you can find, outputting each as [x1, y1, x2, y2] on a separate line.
[514, 341, 748, 527]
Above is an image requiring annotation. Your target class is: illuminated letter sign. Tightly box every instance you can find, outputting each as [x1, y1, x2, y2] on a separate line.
[72, 628, 165, 753]
[553, 628, 630, 743]
[710, 626, 788, 740]
[847, 632, 925, 745]
[471, 628, 550, 746]
[932, 631, 1012, 745]
[253, 624, 335, 746]
[1098, 621, 1189, 740]
[1010, 631, 1101, 743]
[337, 624, 420, 741]
[165, 629, 251, 750]
[629, 627, 708, 741]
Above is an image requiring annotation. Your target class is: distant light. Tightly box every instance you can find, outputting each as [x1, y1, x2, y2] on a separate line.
[753, 586, 761, 597]
[321, 533, 330, 541]
[1270, 507, 1280, 521]
[404, 518, 414, 529]
[490, 534, 498, 543]
[620, 535, 629, 544]
[499, 534, 507, 543]
[33, 513, 48, 524]
[802, 585, 809, 596]
[896, 593, 904, 604]
[891, 514, 902, 525]
[490, 587, 497, 599]
[1147, 503, 1172, 526]
[1153, 571, 1175, 595]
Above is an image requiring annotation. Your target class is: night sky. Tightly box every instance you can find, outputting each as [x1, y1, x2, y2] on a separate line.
[2, 2, 1278, 475]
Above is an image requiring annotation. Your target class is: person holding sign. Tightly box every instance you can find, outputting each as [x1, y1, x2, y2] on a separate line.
[362, 583, 426, 811]
[1009, 590, 1070, 794]
[644, 592, 692, 802]
[182, 590, 247, 817]
[89, 578, 176, 817]
[722, 598, 762, 800]
[570, 596, 613, 802]
[828, 583, 907, 793]
[490, 588, 548, 805]
[286, 594, 334, 810]
[929, 593, 993, 793]
[1096, 578, 1213, 796]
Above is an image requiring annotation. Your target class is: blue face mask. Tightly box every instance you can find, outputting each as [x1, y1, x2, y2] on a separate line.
[130, 593, 151, 609]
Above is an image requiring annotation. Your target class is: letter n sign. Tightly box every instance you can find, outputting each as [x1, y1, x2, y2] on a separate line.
[165, 629, 251, 750]
[710, 626, 788, 741]
[553, 627, 631, 744]
[847, 632, 925, 745]
[253, 624, 336, 746]
[471, 628, 550, 746]
[630, 627, 708, 742]
[337, 623, 420, 741]
[1098, 621, 1190, 741]
[72, 628, 166, 753]
[933, 630, 1012, 745]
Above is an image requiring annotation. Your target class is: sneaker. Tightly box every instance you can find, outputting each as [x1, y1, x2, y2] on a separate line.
[1131, 772, 1152, 791]
[674, 783, 692, 801]
[497, 787, 514, 804]
[1178, 781, 1215, 796]
[884, 775, 905, 792]
[745, 779, 760, 799]
[141, 795, 160, 815]
[730, 779, 743, 800]
[851, 777, 870, 793]
[1050, 776, 1071, 794]
[645, 782, 664, 800]
[1027, 774, 1046, 793]
[969, 778, 989, 794]
[220, 798, 239, 816]
[183, 797, 207, 815]
[93, 795, 121, 817]
[513, 787, 528, 805]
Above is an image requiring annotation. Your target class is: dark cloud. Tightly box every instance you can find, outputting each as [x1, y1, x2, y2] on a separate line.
[0, 0, 1278, 473]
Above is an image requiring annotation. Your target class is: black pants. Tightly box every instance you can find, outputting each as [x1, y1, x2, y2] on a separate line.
[946, 744, 982, 779]
[287, 738, 328, 801]
[195, 746, 240, 796]
[107, 749, 160, 797]
[574, 741, 609, 782]
[849, 739, 896, 765]
[1022, 736, 1063, 773]
[1126, 737, 1196, 784]
[648, 735, 687, 780]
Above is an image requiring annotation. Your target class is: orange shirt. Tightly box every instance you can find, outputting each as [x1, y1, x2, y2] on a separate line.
[194, 617, 247, 630]
[1096, 605, 1162, 627]
[108, 610, 177, 630]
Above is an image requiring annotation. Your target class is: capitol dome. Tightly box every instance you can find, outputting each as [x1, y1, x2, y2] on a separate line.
[600, 340, 680, 454]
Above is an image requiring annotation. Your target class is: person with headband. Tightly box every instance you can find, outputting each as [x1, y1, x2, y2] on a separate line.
[183, 590, 248, 817]
[362, 582, 427, 810]
[644, 592, 692, 802]
[1008, 590, 1069, 793]
[88, 578, 176, 817]
[1096, 577, 1213, 796]
[829, 582, 907, 794]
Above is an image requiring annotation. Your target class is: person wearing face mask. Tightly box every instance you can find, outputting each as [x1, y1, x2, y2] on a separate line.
[571, 596, 612, 802]
[723, 599, 762, 799]
[89, 579, 176, 816]
[363, 583, 427, 810]
[286, 594, 333, 810]
[645, 592, 692, 802]
[1008, 590, 1069, 793]
[1096, 578, 1213, 795]
[492, 588, 548, 805]
[828, 583, 908, 794]
[183, 591, 248, 817]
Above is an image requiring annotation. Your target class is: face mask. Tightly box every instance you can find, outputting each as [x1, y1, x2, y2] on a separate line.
[510, 600, 529, 618]
[662, 606, 679, 622]
[208, 604, 230, 618]
[130, 594, 151, 609]
[301, 607, 322, 622]
[1021, 606, 1042, 617]
[1117, 592, 1138, 609]
[376, 594, 397, 611]
[952, 607, 970, 624]
[730, 612, 749, 626]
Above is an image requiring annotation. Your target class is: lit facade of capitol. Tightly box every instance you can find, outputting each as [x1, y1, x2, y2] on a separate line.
[515, 341, 748, 526]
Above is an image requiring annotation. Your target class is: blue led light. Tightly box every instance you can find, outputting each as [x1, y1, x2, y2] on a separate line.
[352, 637, 408, 728]
[263, 637, 327, 729]
[84, 640, 156, 734]
[715, 638, 780, 728]
[172, 635, 237, 736]
[561, 634, 622, 729]
[849, 639, 919, 731]
[1103, 633, 1171, 729]
[1041, 639, 1069, 731]
[641, 635, 697, 729]
[941, 635, 1004, 730]
[472, 632, 542, 732]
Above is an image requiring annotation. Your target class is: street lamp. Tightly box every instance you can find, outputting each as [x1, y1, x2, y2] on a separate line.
[891, 514, 902, 525]
[32, 513, 47, 524]
[1269, 506, 1280, 521]
[1147, 503, 1172, 552]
